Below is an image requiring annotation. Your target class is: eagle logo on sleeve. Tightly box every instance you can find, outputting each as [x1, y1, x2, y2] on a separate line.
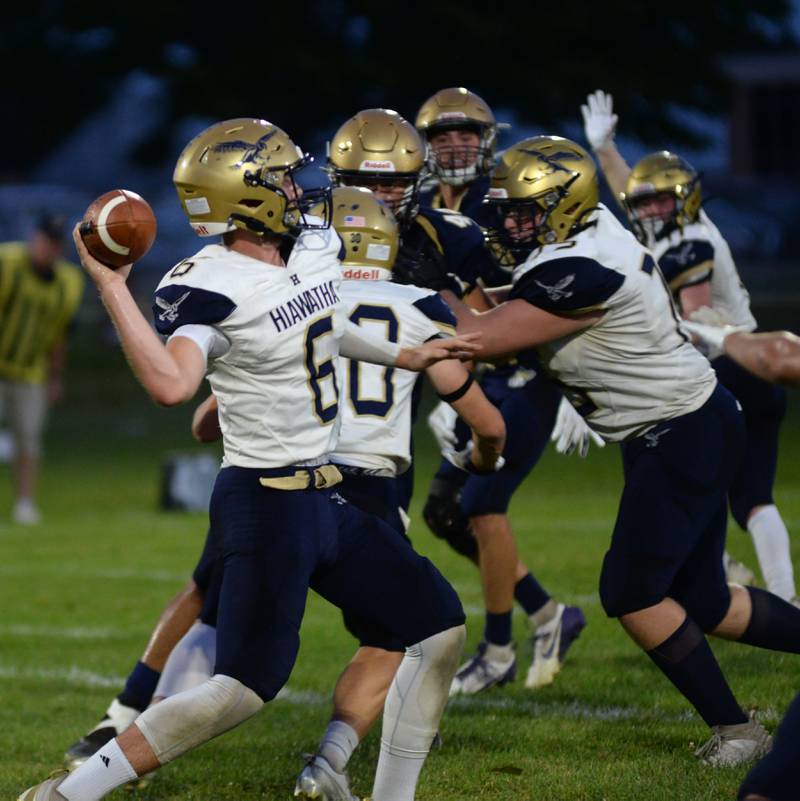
[534, 274, 575, 302]
[155, 290, 191, 323]
[671, 242, 696, 266]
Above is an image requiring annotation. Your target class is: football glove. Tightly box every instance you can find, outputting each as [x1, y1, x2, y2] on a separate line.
[687, 305, 735, 328]
[443, 440, 505, 475]
[427, 401, 459, 452]
[551, 396, 605, 458]
[581, 90, 618, 151]
[681, 319, 744, 362]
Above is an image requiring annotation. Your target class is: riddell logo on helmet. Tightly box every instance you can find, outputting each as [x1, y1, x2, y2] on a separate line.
[437, 112, 468, 121]
[342, 267, 391, 281]
[360, 160, 396, 172]
[343, 267, 385, 280]
[488, 188, 508, 198]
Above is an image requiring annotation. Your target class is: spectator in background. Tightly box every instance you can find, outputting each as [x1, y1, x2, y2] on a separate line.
[0, 213, 84, 524]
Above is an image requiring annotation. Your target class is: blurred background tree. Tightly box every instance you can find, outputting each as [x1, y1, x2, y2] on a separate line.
[1, 0, 795, 173]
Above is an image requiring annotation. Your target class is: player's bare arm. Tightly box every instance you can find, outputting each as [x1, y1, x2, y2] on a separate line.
[679, 280, 713, 318]
[456, 298, 601, 361]
[483, 284, 511, 306]
[73, 224, 206, 406]
[593, 141, 631, 201]
[462, 282, 495, 311]
[426, 359, 506, 472]
[724, 331, 800, 387]
[340, 319, 481, 370]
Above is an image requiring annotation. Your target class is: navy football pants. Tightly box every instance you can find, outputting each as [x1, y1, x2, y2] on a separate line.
[200, 466, 464, 701]
[713, 355, 787, 529]
[433, 365, 561, 517]
[600, 384, 745, 631]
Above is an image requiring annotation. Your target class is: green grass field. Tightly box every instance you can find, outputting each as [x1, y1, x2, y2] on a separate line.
[2, 335, 799, 800]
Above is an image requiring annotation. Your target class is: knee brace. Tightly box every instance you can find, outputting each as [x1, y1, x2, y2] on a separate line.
[154, 621, 217, 700]
[422, 479, 477, 559]
[383, 625, 466, 757]
[136, 674, 263, 765]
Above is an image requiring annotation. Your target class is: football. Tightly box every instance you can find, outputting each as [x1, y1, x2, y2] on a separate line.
[79, 189, 157, 269]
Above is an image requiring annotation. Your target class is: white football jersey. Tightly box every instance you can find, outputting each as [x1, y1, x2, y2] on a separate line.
[510, 204, 717, 442]
[332, 280, 457, 475]
[651, 210, 756, 331]
[153, 228, 346, 468]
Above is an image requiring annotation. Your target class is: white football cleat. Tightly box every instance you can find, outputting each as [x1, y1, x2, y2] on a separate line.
[723, 552, 757, 586]
[525, 604, 586, 690]
[294, 755, 359, 801]
[695, 717, 772, 767]
[18, 770, 68, 800]
[449, 642, 516, 696]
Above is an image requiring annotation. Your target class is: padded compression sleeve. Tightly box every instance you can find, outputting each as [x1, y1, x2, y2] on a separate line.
[168, 324, 231, 360]
[340, 320, 401, 366]
[135, 674, 262, 765]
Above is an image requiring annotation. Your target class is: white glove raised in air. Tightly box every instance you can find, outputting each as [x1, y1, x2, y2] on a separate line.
[427, 401, 459, 452]
[443, 440, 505, 475]
[551, 396, 605, 458]
[581, 90, 618, 151]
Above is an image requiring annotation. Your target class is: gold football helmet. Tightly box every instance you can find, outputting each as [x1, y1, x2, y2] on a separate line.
[327, 109, 424, 223]
[173, 118, 331, 238]
[486, 135, 598, 253]
[620, 151, 702, 246]
[326, 187, 399, 274]
[415, 87, 498, 186]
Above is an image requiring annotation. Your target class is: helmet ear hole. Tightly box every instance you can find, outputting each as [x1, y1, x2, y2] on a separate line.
[238, 199, 263, 208]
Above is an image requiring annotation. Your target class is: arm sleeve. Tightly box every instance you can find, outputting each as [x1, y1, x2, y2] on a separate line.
[340, 320, 401, 366]
[152, 284, 237, 335]
[657, 239, 714, 291]
[510, 256, 624, 313]
[412, 294, 457, 337]
[168, 324, 231, 360]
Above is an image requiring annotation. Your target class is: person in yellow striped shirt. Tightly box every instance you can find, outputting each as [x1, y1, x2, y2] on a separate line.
[0, 214, 84, 523]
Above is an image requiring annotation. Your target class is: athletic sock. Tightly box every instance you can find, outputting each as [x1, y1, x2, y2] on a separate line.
[117, 661, 161, 712]
[318, 719, 359, 773]
[484, 611, 512, 647]
[738, 586, 800, 653]
[646, 617, 747, 727]
[59, 739, 137, 801]
[514, 572, 551, 616]
[748, 505, 796, 600]
[530, 599, 559, 629]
